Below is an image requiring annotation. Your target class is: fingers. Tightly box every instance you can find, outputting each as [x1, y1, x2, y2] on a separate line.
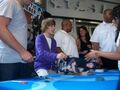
[85, 57, 92, 61]
[85, 50, 96, 61]
[85, 53, 91, 61]
[57, 52, 68, 60]
[22, 56, 33, 63]
[21, 50, 34, 63]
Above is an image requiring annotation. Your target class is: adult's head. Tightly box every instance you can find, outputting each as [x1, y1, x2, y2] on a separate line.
[112, 5, 120, 30]
[78, 26, 90, 42]
[41, 18, 56, 36]
[61, 19, 72, 33]
[18, 0, 33, 6]
[103, 9, 113, 23]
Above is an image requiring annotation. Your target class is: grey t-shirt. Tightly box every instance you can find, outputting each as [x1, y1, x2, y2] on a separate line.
[0, 0, 28, 63]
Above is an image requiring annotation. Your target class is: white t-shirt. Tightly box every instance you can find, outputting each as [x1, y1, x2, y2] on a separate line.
[0, 0, 28, 63]
[90, 21, 117, 52]
[116, 32, 120, 70]
[44, 35, 52, 49]
[54, 30, 79, 58]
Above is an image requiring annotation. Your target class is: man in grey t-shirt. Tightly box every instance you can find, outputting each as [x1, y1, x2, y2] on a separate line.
[0, 0, 33, 81]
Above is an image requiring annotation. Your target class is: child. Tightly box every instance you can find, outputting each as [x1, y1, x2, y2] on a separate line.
[34, 18, 67, 77]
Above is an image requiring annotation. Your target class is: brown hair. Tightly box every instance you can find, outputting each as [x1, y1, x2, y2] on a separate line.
[41, 18, 56, 32]
[78, 25, 90, 42]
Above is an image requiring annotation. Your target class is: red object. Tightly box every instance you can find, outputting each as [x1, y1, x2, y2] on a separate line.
[19, 81, 28, 84]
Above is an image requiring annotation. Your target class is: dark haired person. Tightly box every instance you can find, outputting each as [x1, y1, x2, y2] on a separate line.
[76, 25, 92, 57]
[85, 5, 120, 89]
[85, 5, 120, 70]
[89, 9, 118, 69]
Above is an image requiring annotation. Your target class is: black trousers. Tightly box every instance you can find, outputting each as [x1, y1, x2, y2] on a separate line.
[0, 62, 36, 81]
[101, 57, 118, 70]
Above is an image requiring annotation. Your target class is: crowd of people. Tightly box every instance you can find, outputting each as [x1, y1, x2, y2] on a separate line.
[0, 0, 120, 81]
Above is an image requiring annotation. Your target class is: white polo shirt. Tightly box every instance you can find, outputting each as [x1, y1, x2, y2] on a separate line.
[54, 30, 79, 58]
[90, 21, 117, 52]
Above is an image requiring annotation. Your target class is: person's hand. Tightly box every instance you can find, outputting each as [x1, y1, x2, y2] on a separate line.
[85, 50, 97, 61]
[20, 50, 33, 63]
[82, 50, 89, 54]
[57, 52, 67, 60]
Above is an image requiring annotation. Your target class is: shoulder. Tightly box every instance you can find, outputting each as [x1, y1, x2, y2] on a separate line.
[0, 0, 16, 14]
[96, 23, 103, 29]
[0, 0, 15, 6]
[55, 30, 63, 35]
[35, 34, 46, 45]
[54, 30, 64, 38]
[36, 34, 42, 38]
[111, 23, 117, 30]
[93, 23, 104, 33]
[0, 0, 10, 3]
[36, 34, 45, 41]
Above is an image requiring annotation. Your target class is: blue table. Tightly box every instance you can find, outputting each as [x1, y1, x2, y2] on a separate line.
[0, 70, 119, 90]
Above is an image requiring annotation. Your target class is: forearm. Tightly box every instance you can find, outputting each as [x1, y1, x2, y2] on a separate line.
[0, 28, 26, 54]
[96, 51, 120, 60]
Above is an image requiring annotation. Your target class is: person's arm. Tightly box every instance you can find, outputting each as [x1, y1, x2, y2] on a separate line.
[85, 45, 120, 60]
[56, 47, 63, 53]
[0, 16, 33, 62]
[76, 38, 81, 53]
[91, 42, 99, 50]
[96, 45, 120, 60]
[90, 26, 100, 50]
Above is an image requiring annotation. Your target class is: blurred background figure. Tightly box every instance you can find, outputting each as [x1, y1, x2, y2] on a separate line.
[76, 26, 99, 72]
[76, 25, 92, 58]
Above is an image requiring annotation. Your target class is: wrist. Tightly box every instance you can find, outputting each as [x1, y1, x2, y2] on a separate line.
[95, 51, 100, 57]
[18, 48, 26, 55]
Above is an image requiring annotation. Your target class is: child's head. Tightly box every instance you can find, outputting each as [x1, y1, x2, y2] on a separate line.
[41, 18, 56, 33]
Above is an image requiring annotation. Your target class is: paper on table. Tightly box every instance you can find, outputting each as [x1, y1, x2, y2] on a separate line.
[36, 69, 48, 77]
